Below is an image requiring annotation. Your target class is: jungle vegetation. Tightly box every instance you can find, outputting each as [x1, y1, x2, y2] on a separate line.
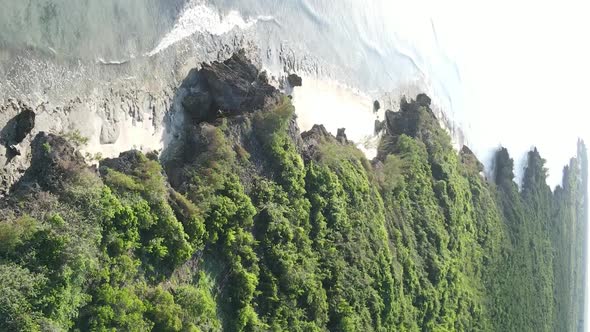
[0, 95, 586, 332]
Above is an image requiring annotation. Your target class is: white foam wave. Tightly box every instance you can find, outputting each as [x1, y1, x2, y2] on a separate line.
[96, 58, 130, 65]
[147, 1, 261, 56]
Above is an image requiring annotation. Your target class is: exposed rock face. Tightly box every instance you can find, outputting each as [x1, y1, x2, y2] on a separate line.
[336, 128, 348, 144]
[416, 93, 432, 107]
[16, 132, 90, 192]
[384, 101, 421, 140]
[7, 145, 21, 157]
[301, 124, 332, 161]
[100, 150, 146, 175]
[182, 90, 213, 123]
[376, 93, 479, 180]
[301, 124, 331, 142]
[13, 109, 36, 144]
[376, 94, 440, 160]
[300, 124, 354, 162]
[182, 50, 280, 123]
[287, 73, 303, 87]
[374, 119, 384, 134]
[460, 145, 485, 172]
[100, 123, 120, 144]
[373, 100, 381, 112]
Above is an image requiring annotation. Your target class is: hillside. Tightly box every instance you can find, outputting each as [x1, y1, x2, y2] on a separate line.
[0, 52, 586, 332]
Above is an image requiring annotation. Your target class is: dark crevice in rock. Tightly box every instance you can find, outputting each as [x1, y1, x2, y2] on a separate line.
[181, 49, 281, 124]
[0, 105, 35, 162]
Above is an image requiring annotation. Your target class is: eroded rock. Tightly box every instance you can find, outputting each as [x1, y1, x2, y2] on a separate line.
[336, 128, 348, 144]
[100, 150, 146, 176]
[17, 132, 89, 192]
[182, 90, 214, 122]
[198, 50, 280, 118]
[287, 73, 303, 87]
[416, 93, 432, 107]
[373, 100, 381, 112]
[100, 123, 120, 144]
[460, 145, 484, 172]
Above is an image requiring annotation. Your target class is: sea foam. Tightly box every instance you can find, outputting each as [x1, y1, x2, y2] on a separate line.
[147, 0, 260, 56]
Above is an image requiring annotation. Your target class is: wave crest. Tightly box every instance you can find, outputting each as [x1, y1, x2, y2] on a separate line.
[147, 0, 264, 57]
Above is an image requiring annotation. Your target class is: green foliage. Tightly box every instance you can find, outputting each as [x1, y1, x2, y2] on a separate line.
[101, 153, 194, 277]
[42, 142, 51, 153]
[0, 263, 46, 331]
[0, 96, 585, 332]
[61, 129, 89, 147]
[251, 98, 330, 330]
[174, 273, 220, 331]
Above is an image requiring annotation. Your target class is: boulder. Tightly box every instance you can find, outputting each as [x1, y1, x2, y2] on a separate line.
[301, 124, 333, 161]
[100, 122, 120, 144]
[336, 128, 348, 144]
[287, 73, 303, 87]
[416, 93, 432, 107]
[373, 100, 381, 112]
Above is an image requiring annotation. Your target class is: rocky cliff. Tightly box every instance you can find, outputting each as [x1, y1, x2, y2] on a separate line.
[0, 51, 586, 332]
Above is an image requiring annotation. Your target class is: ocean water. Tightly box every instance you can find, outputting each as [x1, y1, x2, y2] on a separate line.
[0, 0, 585, 189]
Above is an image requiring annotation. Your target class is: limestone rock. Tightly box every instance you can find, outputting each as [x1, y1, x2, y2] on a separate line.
[100, 122, 120, 144]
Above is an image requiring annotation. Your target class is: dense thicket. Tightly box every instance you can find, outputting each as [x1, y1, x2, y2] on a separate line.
[0, 65, 586, 331]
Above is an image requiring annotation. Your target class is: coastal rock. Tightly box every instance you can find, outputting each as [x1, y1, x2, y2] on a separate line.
[460, 145, 484, 172]
[301, 124, 331, 161]
[100, 150, 146, 176]
[199, 50, 280, 117]
[18, 132, 89, 192]
[336, 128, 348, 144]
[373, 100, 381, 112]
[377, 94, 438, 160]
[182, 90, 213, 122]
[0, 106, 36, 147]
[416, 93, 432, 107]
[287, 73, 303, 87]
[374, 119, 384, 134]
[100, 122, 120, 144]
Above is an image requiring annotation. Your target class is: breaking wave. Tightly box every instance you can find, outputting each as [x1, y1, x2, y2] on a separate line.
[147, 0, 270, 56]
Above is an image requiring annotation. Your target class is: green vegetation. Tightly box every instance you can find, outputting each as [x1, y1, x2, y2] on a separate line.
[0, 97, 586, 331]
[61, 129, 89, 147]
